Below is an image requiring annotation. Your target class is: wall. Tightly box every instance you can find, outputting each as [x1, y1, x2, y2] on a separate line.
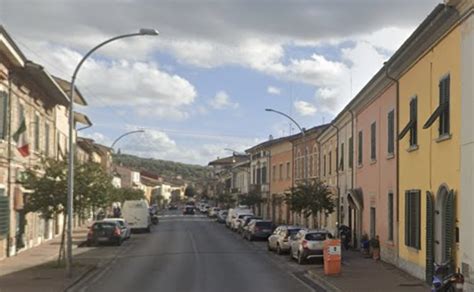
[269, 141, 292, 224]
[398, 25, 461, 280]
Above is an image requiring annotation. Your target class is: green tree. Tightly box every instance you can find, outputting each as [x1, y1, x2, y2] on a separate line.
[108, 187, 145, 204]
[285, 179, 336, 218]
[238, 192, 263, 208]
[216, 192, 235, 208]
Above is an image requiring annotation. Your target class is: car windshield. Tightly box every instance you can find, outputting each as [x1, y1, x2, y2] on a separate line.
[255, 221, 272, 228]
[305, 233, 328, 241]
[288, 229, 301, 235]
[93, 223, 116, 230]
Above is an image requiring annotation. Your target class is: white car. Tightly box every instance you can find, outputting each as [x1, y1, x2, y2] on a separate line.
[227, 207, 252, 228]
[103, 218, 131, 240]
[267, 225, 302, 254]
[231, 212, 254, 231]
[208, 207, 220, 217]
[289, 229, 333, 264]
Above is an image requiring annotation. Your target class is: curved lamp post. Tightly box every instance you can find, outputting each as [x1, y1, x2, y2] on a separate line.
[111, 130, 145, 150]
[66, 29, 158, 276]
[265, 108, 307, 180]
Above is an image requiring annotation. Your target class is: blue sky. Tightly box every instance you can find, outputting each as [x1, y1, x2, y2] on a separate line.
[0, 0, 439, 165]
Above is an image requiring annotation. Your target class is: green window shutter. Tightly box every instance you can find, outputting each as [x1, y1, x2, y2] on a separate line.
[348, 137, 353, 168]
[415, 190, 421, 249]
[371, 122, 376, 160]
[388, 110, 394, 154]
[444, 190, 455, 273]
[0, 195, 9, 238]
[405, 191, 410, 246]
[426, 191, 435, 284]
[0, 91, 7, 140]
[358, 131, 363, 165]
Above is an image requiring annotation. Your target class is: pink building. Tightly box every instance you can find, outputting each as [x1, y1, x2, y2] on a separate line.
[348, 72, 398, 265]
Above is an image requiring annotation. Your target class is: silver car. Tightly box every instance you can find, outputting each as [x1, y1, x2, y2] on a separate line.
[267, 225, 302, 254]
[289, 229, 332, 264]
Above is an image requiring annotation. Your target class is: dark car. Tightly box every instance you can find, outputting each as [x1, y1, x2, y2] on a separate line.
[87, 221, 123, 246]
[244, 220, 273, 241]
[183, 206, 195, 215]
[168, 204, 178, 210]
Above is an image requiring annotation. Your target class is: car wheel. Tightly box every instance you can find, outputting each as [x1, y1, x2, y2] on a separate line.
[248, 235, 253, 241]
[146, 226, 151, 233]
[267, 243, 272, 251]
[116, 238, 122, 246]
[297, 252, 306, 265]
[276, 244, 282, 255]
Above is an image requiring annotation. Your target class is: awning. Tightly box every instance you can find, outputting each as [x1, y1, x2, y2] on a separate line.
[348, 188, 364, 210]
[74, 111, 92, 127]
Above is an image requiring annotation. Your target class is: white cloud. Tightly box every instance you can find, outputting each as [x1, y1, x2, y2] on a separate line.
[267, 86, 281, 95]
[209, 91, 239, 110]
[26, 42, 197, 120]
[294, 100, 317, 116]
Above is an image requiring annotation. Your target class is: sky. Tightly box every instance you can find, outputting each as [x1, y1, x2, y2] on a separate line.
[0, 0, 440, 165]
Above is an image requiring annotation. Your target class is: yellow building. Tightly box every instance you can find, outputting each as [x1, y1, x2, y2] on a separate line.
[393, 1, 471, 282]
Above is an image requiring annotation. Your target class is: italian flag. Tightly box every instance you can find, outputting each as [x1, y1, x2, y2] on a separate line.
[13, 119, 29, 157]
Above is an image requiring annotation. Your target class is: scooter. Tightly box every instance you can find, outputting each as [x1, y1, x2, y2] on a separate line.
[431, 261, 464, 292]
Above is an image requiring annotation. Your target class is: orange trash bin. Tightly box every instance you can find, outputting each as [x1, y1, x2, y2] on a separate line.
[323, 239, 341, 275]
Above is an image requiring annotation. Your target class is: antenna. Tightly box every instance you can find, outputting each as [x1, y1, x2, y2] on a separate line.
[350, 68, 353, 98]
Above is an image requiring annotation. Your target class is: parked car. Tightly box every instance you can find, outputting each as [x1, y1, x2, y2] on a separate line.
[168, 204, 178, 210]
[289, 229, 332, 264]
[243, 220, 273, 241]
[231, 211, 254, 231]
[87, 221, 123, 246]
[183, 205, 195, 215]
[216, 210, 228, 223]
[226, 207, 251, 228]
[267, 225, 301, 254]
[122, 200, 151, 233]
[238, 215, 262, 234]
[208, 207, 220, 218]
[103, 218, 131, 240]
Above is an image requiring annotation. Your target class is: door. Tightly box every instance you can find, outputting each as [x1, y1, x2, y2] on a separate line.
[370, 207, 376, 239]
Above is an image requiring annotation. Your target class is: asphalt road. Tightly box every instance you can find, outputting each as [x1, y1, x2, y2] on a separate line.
[80, 210, 316, 292]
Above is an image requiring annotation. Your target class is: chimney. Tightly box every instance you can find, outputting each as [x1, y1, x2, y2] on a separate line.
[268, 134, 273, 141]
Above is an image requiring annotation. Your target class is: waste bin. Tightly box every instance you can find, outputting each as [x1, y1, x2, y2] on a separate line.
[323, 239, 341, 275]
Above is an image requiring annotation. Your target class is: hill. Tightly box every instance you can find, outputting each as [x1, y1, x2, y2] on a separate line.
[112, 153, 209, 185]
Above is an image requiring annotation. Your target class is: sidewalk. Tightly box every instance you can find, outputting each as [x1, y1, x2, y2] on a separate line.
[0, 226, 108, 292]
[307, 250, 429, 292]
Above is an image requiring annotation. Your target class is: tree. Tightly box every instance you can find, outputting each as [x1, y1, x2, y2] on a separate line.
[285, 179, 336, 219]
[216, 192, 235, 208]
[21, 159, 116, 265]
[184, 186, 195, 198]
[238, 192, 263, 208]
[108, 188, 145, 205]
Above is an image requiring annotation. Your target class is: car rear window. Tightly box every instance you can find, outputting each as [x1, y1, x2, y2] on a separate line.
[93, 222, 116, 230]
[256, 221, 272, 228]
[305, 233, 327, 241]
[288, 229, 301, 236]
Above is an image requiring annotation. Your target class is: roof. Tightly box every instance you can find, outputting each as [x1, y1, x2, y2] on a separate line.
[288, 124, 330, 142]
[53, 76, 88, 106]
[246, 132, 304, 153]
[0, 25, 26, 67]
[208, 155, 248, 166]
[74, 111, 92, 127]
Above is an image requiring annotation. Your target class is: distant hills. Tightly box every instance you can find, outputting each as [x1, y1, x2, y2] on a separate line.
[112, 153, 209, 186]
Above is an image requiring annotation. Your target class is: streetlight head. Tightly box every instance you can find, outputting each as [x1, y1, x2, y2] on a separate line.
[139, 28, 159, 36]
[265, 108, 273, 112]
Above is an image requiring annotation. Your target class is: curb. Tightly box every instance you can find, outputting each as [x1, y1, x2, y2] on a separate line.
[306, 270, 343, 292]
[64, 264, 98, 292]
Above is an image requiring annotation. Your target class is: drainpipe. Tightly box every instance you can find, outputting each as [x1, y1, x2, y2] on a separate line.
[385, 63, 399, 260]
[348, 110, 355, 191]
[6, 75, 13, 258]
[329, 123, 340, 235]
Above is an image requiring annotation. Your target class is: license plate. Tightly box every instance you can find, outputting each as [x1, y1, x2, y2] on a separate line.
[98, 237, 108, 242]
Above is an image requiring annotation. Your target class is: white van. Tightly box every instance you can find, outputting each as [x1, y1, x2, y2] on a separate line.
[122, 200, 151, 233]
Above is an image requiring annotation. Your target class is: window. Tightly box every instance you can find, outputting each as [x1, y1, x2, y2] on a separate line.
[405, 190, 421, 249]
[45, 123, 50, 157]
[279, 164, 283, 180]
[423, 75, 450, 136]
[388, 193, 394, 241]
[256, 167, 261, 184]
[370, 122, 376, 161]
[329, 151, 332, 174]
[348, 137, 353, 169]
[272, 165, 276, 181]
[387, 110, 395, 155]
[339, 143, 344, 171]
[261, 165, 267, 184]
[399, 97, 417, 147]
[0, 91, 7, 139]
[309, 156, 313, 177]
[34, 114, 40, 152]
[323, 155, 326, 176]
[370, 207, 376, 239]
[286, 162, 290, 179]
[358, 131, 363, 166]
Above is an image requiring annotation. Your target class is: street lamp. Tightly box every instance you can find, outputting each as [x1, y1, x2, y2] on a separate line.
[111, 130, 145, 151]
[264, 108, 307, 180]
[66, 29, 158, 276]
